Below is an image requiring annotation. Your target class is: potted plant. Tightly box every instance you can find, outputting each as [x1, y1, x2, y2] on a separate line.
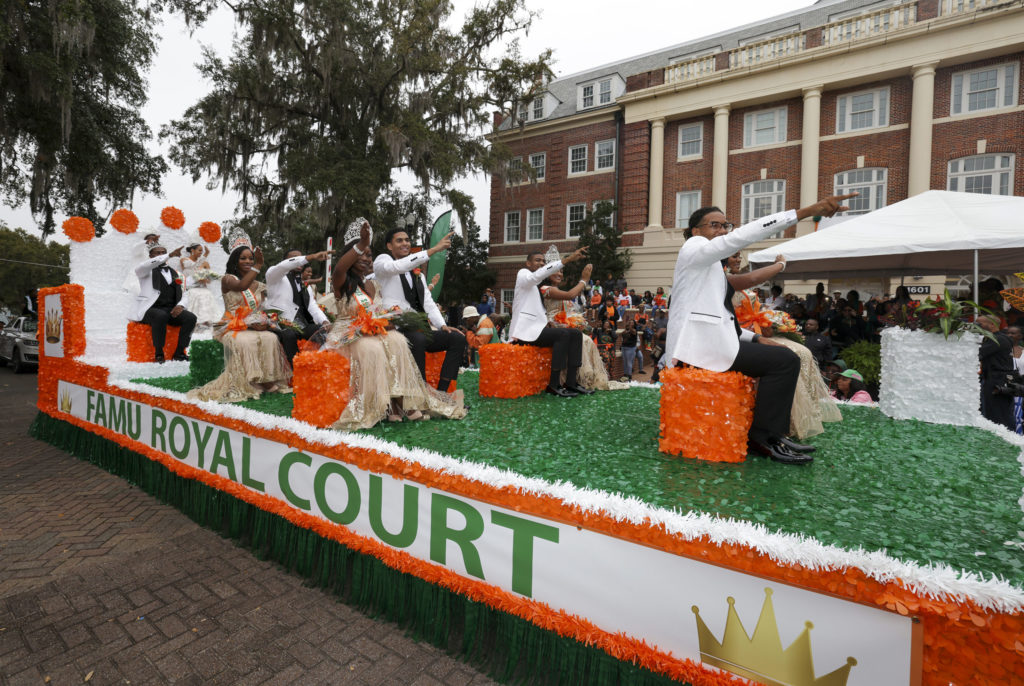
[879, 290, 995, 426]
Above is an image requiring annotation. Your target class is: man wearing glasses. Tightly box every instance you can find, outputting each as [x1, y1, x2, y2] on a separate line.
[664, 194, 856, 464]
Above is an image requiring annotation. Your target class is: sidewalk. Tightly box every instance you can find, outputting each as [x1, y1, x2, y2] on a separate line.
[0, 370, 497, 686]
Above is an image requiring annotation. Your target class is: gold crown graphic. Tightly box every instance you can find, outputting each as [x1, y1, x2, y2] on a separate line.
[59, 388, 72, 413]
[45, 308, 62, 344]
[692, 588, 857, 686]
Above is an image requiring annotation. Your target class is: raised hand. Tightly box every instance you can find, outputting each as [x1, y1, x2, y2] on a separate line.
[307, 250, 334, 262]
[564, 246, 588, 263]
[253, 247, 265, 270]
[359, 221, 371, 245]
[581, 263, 593, 282]
[798, 192, 859, 220]
[428, 232, 453, 256]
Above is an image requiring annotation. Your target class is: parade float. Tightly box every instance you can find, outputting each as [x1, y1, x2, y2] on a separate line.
[30, 210, 1024, 685]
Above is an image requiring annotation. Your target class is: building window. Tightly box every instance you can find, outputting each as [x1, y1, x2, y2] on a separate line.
[948, 154, 1015, 195]
[566, 203, 587, 238]
[529, 152, 546, 180]
[532, 98, 544, 120]
[837, 87, 889, 133]
[596, 140, 616, 170]
[593, 200, 615, 229]
[506, 157, 522, 185]
[677, 123, 703, 158]
[743, 107, 787, 147]
[500, 289, 514, 315]
[569, 145, 588, 174]
[675, 191, 702, 228]
[834, 168, 888, 214]
[741, 180, 786, 230]
[504, 211, 521, 242]
[952, 63, 1017, 115]
[579, 78, 612, 109]
[527, 208, 544, 241]
[517, 102, 528, 123]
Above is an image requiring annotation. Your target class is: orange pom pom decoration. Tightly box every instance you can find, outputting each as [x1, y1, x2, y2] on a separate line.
[658, 366, 756, 463]
[62, 216, 95, 242]
[160, 206, 186, 230]
[109, 209, 139, 234]
[198, 221, 221, 243]
[478, 344, 550, 398]
[425, 351, 457, 393]
[126, 322, 181, 362]
[291, 350, 351, 427]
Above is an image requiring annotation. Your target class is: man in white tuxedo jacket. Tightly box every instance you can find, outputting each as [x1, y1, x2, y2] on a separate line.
[666, 194, 855, 464]
[128, 245, 196, 362]
[508, 247, 591, 398]
[373, 228, 464, 392]
[264, 249, 332, 364]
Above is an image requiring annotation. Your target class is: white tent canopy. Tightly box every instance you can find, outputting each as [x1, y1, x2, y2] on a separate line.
[748, 191, 1024, 282]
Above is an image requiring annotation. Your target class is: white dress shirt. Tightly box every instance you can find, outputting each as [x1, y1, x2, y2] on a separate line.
[509, 260, 563, 343]
[372, 252, 445, 329]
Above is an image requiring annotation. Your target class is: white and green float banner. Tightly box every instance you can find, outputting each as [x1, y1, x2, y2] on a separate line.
[59, 381, 914, 684]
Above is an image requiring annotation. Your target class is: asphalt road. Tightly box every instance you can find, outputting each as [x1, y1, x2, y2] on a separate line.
[0, 368, 499, 685]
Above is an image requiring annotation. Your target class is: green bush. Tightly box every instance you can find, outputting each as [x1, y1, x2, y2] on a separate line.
[839, 340, 881, 385]
[189, 339, 224, 387]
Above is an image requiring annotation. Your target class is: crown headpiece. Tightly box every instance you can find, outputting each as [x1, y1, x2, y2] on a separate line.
[544, 245, 561, 265]
[692, 588, 857, 686]
[45, 308, 62, 344]
[226, 226, 253, 253]
[343, 217, 371, 247]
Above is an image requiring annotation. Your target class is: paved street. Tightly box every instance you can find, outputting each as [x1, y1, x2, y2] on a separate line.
[0, 369, 498, 685]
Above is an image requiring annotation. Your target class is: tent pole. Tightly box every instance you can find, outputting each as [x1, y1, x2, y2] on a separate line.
[974, 250, 979, 305]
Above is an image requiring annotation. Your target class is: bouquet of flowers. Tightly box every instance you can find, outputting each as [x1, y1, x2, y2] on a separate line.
[335, 303, 404, 346]
[915, 289, 997, 341]
[193, 268, 221, 282]
[263, 309, 306, 334]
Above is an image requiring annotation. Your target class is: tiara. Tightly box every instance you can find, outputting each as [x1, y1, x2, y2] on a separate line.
[544, 244, 561, 264]
[226, 226, 253, 253]
[343, 217, 371, 247]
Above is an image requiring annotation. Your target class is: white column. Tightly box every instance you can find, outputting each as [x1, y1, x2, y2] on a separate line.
[647, 118, 666, 230]
[712, 105, 730, 212]
[908, 63, 938, 196]
[799, 86, 823, 235]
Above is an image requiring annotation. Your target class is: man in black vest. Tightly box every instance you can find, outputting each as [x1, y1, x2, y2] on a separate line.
[130, 245, 196, 362]
[372, 228, 465, 392]
[264, 249, 332, 364]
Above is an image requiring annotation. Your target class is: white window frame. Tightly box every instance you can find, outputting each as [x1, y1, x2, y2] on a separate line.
[506, 156, 523, 186]
[500, 289, 514, 316]
[529, 152, 546, 181]
[532, 98, 544, 120]
[836, 87, 890, 133]
[834, 168, 888, 214]
[599, 79, 612, 105]
[593, 200, 615, 229]
[743, 106, 788, 148]
[674, 191, 702, 228]
[526, 208, 544, 241]
[677, 123, 703, 159]
[504, 210, 521, 243]
[578, 78, 613, 110]
[947, 154, 1015, 195]
[595, 139, 616, 171]
[951, 62, 1018, 115]
[581, 84, 594, 109]
[568, 145, 588, 175]
[741, 180, 786, 231]
[517, 102, 528, 123]
[566, 203, 587, 238]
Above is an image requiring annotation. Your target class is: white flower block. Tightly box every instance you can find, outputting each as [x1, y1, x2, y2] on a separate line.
[879, 327, 981, 426]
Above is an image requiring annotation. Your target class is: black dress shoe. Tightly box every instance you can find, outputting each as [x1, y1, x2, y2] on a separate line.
[778, 436, 816, 453]
[545, 385, 578, 398]
[154, 354, 165, 364]
[750, 440, 813, 465]
[564, 384, 595, 395]
[172, 353, 189, 362]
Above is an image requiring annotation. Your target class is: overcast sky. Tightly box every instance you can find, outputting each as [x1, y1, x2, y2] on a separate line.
[0, 0, 812, 242]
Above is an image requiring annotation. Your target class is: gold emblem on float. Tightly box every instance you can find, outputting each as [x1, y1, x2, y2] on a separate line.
[45, 308, 62, 344]
[692, 588, 857, 686]
[59, 389, 72, 414]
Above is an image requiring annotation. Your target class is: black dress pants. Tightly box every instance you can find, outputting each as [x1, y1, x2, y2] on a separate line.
[141, 306, 196, 357]
[728, 340, 800, 444]
[524, 326, 582, 371]
[405, 329, 466, 385]
[274, 318, 322, 365]
[981, 378, 1015, 431]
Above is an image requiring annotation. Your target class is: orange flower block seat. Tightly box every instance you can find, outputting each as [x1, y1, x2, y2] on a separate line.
[291, 350, 351, 427]
[659, 366, 756, 463]
[425, 351, 457, 393]
[478, 343, 551, 399]
[126, 321, 181, 362]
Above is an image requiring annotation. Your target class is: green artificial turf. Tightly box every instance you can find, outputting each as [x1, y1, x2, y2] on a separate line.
[131, 372, 1024, 586]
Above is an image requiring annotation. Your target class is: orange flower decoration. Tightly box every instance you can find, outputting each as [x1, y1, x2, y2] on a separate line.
[160, 206, 186, 230]
[127, 321, 181, 362]
[109, 209, 139, 234]
[62, 216, 95, 242]
[478, 344, 550, 398]
[659, 366, 755, 462]
[734, 296, 772, 335]
[353, 305, 389, 337]
[291, 350, 350, 427]
[425, 351, 457, 393]
[198, 221, 221, 243]
[224, 306, 252, 338]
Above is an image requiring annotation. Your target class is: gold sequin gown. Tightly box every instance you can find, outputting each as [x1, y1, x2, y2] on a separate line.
[188, 283, 292, 402]
[542, 288, 610, 391]
[323, 288, 466, 430]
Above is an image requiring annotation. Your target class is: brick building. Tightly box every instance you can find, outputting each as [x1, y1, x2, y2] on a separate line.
[487, 0, 1024, 309]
